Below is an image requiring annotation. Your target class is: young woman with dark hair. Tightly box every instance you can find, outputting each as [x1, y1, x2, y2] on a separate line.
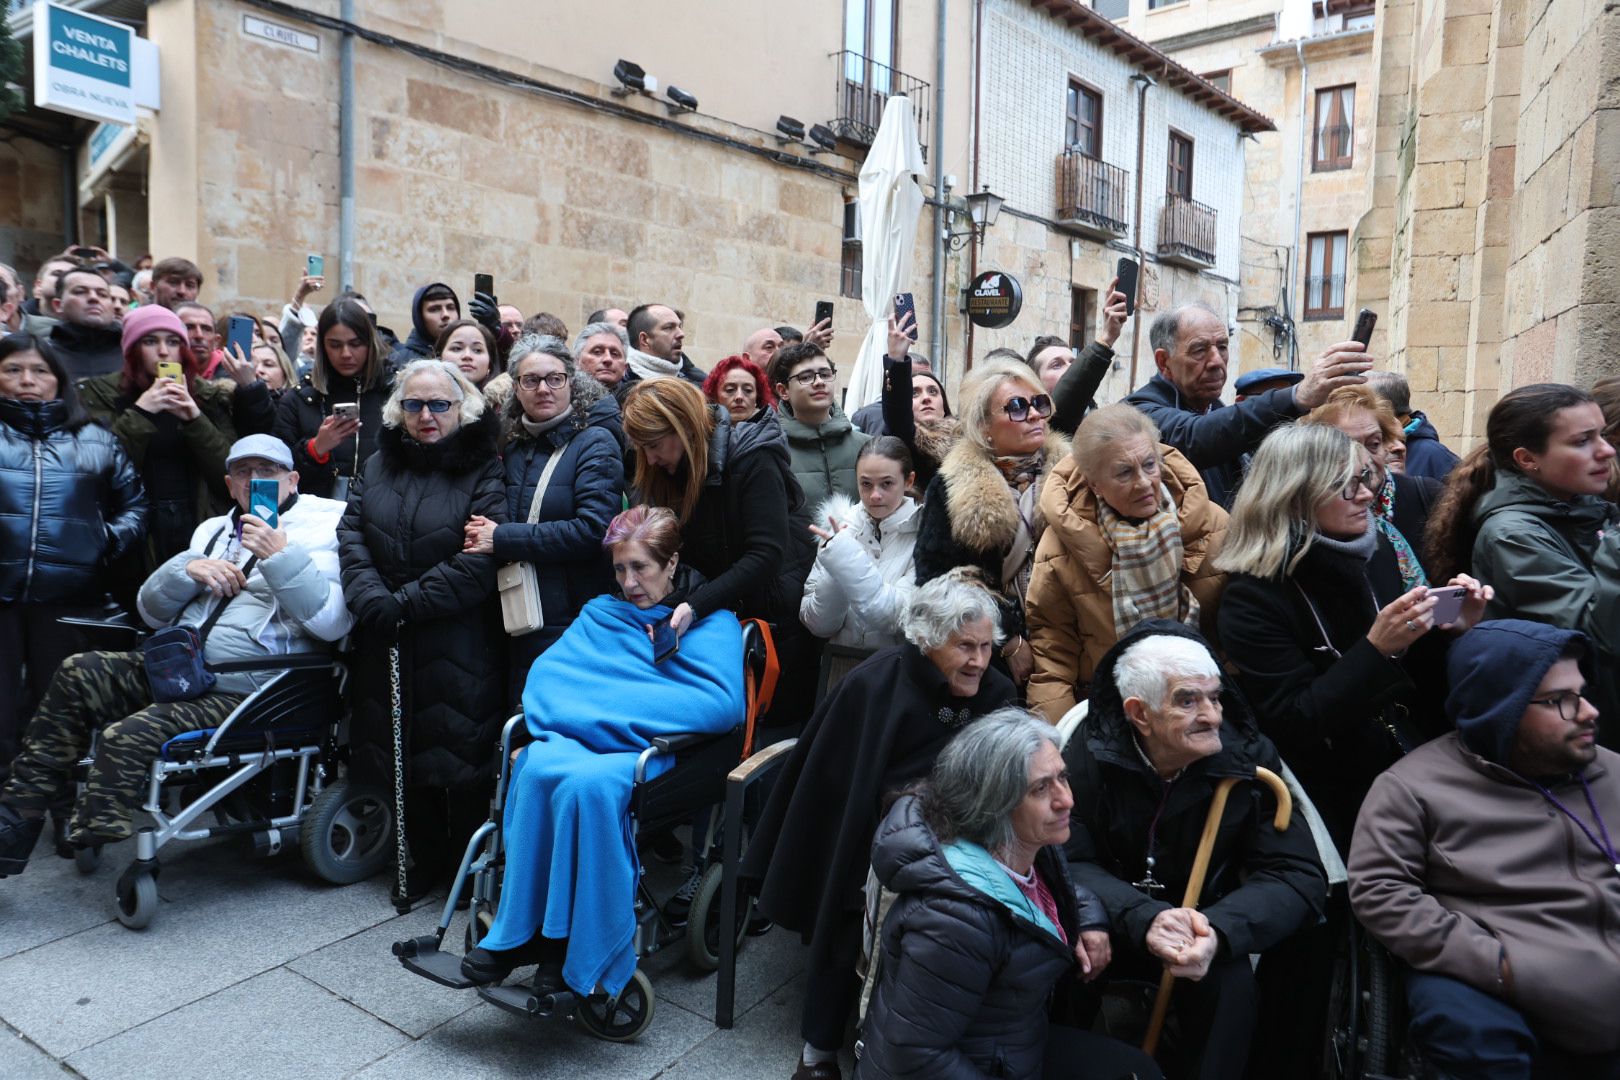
[1426, 382, 1619, 740]
[273, 298, 391, 499]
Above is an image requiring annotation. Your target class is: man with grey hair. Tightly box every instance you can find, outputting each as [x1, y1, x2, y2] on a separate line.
[572, 320, 633, 401]
[748, 570, 1017, 1080]
[1366, 369, 1459, 481]
[1064, 621, 1325, 1080]
[1126, 302, 1373, 507]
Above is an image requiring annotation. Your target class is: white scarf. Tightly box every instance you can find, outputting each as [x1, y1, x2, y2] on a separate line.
[625, 346, 682, 382]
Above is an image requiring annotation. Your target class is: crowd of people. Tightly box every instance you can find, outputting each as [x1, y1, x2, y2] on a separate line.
[0, 244, 1617, 1080]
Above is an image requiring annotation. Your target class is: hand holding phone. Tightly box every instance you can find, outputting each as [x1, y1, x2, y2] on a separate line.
[156, 360, 184, 383]
[474, 273, 495, 300]
[226, 315, 257, 361]
[649, 615, 679, 664]
[894, 293, 918, 342]
[331, 402, 360, 421]
[1352, 308, 1377, 348]
[248, 478, 281, 529]
[1115, 258, 1140, 318]
[306, 253, 324, 279]
[1426, 585, 1468, 627]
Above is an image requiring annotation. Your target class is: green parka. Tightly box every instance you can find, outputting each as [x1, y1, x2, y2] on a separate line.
[776, 401, 870, 509]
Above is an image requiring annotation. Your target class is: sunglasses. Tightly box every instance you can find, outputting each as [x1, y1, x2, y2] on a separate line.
[1001, 394, 1053, 422]
[401, 398, 455, 414]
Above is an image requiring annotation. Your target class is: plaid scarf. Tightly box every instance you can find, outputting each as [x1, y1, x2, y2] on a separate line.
[1373, 473, 1429, 590]
[1097, 483, 1200, 638]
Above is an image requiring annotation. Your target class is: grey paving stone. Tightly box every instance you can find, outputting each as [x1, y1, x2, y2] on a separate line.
[656, 974, 854, 1080]
[64, 967, 407, 1080]
[0, 1022, 75, 1079]
[640, 925, 804, 1025]
[0, 836, 127, 962]
[0, 841, 398, 1058]
[349, 993, 714, 1079]
[289, 901, 483, 1038]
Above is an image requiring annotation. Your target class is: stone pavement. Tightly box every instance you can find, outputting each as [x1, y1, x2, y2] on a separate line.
[0, 833, 841, 1079]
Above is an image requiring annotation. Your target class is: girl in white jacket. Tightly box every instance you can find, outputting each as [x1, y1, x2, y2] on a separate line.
[800, 437, 920, 685]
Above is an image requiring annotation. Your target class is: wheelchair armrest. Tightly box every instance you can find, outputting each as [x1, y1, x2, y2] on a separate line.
[57, 615, 138, 631]
[651, 730, 725, 754]
[726, 738, 796, 785]
[208, 653, 336, 673]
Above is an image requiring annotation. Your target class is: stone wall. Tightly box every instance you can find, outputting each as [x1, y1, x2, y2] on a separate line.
[0, 135, 67, 279]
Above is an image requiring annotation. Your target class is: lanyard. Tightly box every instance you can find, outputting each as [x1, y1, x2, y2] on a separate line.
[1529, 774, 1620, 875]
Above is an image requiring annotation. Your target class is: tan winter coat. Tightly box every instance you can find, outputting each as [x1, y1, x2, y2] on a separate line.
[1025, 444, 1228, 723]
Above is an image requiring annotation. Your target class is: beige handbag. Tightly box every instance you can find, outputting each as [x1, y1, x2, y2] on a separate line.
[497, 448, 563, 635]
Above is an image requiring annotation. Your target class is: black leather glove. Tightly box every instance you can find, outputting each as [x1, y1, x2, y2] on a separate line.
[468, 291, 500, 337]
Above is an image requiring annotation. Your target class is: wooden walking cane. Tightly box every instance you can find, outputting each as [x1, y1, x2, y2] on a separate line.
[1141, 766, 1293, 1056]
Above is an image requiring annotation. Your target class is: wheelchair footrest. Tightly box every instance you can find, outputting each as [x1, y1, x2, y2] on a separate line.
[396, 945, 476, 989]
[479, 983, 573, 1019]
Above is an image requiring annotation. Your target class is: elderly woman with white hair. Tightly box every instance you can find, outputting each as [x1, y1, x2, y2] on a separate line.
[913, 357, 1070, 687]
[1064, 621, 1326, 1080]
[858, 708, 1164, 1080]
[338, 358, 508, 910]
[747, 571, 1018, 1080]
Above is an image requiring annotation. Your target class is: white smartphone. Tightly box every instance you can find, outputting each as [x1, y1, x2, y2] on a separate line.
[332, 402, 360, 420]
[1427, 585, 1468, 626]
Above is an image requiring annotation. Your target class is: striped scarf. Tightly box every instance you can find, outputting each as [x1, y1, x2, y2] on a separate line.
[1373, 473, 1429, 590]
[1097, 483, 1200, 639]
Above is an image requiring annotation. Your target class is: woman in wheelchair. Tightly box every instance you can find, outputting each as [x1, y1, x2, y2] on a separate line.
[458, 505, 744, 999]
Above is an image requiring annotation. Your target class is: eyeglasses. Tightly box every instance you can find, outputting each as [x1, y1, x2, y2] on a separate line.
[517, 372, 568, 391]
[1001, 394, 1054, 422]
[401, 398, 455, 414]
[227, 464, 286, 480]
[788, 367, 838, 387]
[1528, 690, 1587, 721]
[1341, 466, 1378, 501]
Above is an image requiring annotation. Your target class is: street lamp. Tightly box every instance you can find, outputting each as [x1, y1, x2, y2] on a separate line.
[944, 186, 1004, 250]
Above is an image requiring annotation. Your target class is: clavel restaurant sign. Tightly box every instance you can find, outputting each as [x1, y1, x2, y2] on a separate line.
[33, 3, 136, 124]
[965, 271, 1023, 329]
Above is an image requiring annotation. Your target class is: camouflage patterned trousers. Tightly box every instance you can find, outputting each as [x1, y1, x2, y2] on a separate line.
[0, 651, 243, 844]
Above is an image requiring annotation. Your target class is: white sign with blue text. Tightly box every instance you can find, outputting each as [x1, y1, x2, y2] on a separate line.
[32, 2, 136, 125]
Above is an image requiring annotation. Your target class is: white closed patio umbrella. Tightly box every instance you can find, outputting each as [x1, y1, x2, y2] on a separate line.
[846, 95, 927, 411]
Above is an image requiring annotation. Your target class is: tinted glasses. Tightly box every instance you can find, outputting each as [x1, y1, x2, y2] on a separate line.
[401, 398, 454, 414]
[1000, 394, 1053, 423]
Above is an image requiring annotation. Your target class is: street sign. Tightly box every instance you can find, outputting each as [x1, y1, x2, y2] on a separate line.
[32, 2, 138, 124]
[965, 271, 1023, 329]
[243, 14, 320, 54]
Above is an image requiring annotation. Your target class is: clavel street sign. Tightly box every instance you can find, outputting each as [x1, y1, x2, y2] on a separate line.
[33, 2, 137, 125]
[965, 271, 1023, 329]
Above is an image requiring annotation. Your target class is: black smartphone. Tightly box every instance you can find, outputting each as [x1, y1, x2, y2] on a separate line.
[226, 315, 257, 362]
[1115, 257, 1140, 318]
[814, 300, 834, 327]
[474, 273, 494, 298]
[1352, 307, 1377, 347]
[650, 615, 679, 664]
[894, 292, 918, 341]
[70, 246, 99, 260]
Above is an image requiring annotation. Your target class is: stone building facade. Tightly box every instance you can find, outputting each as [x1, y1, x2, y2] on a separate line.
[1359, 0, 1619, 446]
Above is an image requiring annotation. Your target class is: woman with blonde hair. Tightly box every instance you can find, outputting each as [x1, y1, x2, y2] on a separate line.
[913, 357, 1068, 687]
[1215, 423, 1489, 850]
[1025, 403, 1227, 722]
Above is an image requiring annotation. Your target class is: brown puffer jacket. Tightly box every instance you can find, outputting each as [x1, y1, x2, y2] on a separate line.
[1025, 444, 1228, 723]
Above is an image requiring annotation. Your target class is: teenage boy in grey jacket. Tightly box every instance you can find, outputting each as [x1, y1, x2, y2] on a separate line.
[0, 435, 351, 876]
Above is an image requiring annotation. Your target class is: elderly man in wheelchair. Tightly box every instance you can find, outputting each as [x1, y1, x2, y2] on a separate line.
[397, 504, 756, 1034]
[0, 434, 351, 878]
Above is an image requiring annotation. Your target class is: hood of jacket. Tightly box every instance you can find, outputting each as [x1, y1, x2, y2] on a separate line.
[0, 397, 71, 439]
[778, 400, 856, 443]
[1473, 469, 1615, 536]
[405, 281, 458, 352]
[377, 409, 497, 474]
[705, 403, 792, 486]
[1404, 411, 1441, 444]
[1086, 618, 1267, 778]
[1447, 619, 1590, 766]
[1038, 443, 1217, 577]
[937, 428, 1071, 554]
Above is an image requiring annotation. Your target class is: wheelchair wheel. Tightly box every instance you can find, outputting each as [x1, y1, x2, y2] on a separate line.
[685, 863, 748, 972]
[300, 781, 392, 885]
[116, 871, 158, 930]
[576, 969, 655, 1042]
[75, 844, 102, 875]
[1362, 941, 1398, 1076]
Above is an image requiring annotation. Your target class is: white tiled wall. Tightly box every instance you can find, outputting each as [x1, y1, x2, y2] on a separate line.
[980, 0, 1246, 282]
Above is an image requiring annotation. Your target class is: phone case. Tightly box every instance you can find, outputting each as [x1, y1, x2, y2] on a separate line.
[249, 479, 280, 528]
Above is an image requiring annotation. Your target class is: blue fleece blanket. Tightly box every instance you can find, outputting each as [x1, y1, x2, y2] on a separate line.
[478, 594, 744, 996]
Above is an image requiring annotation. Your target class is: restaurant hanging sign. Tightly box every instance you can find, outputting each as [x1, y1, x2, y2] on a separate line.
[965, 271, 1023, 329]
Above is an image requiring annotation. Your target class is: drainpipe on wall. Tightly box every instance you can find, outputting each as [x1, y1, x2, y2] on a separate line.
[931, 0, 948, 379]
[339, 0, 357, 289]
[1128, 71, 1154, 389]
[964, 0, 984, 370]
[61, 147, 77, 246]
[1289, 39, 1308, 370]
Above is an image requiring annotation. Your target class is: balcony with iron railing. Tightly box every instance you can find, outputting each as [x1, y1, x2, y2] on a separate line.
[1055, 149, 1129, 240]
[1157, 192, 1217, 269]
[830, 50, 930, 158]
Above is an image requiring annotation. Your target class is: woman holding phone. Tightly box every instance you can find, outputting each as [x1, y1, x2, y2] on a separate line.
[274, 298, 391, 500]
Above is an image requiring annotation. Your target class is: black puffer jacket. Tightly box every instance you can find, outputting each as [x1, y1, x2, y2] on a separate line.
[1065, 621, 1327, 959]
[48, 319, 125, 380]
[273, 372, 393, 498]
[859, 795, 1103, 1080]
[678, 405, 814, 623]
[1216, 533, 1452, 850]
[497, 391, 624, 668]
[338, 412, 507, 789]
[0, 398, 146, 604]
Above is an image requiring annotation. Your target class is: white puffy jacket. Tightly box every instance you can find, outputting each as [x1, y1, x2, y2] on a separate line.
[799, 493, 919, 650]
[137, 494, 353, 694]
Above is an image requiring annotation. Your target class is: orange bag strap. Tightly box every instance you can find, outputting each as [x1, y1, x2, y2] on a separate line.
[741, 619, 779, 760]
